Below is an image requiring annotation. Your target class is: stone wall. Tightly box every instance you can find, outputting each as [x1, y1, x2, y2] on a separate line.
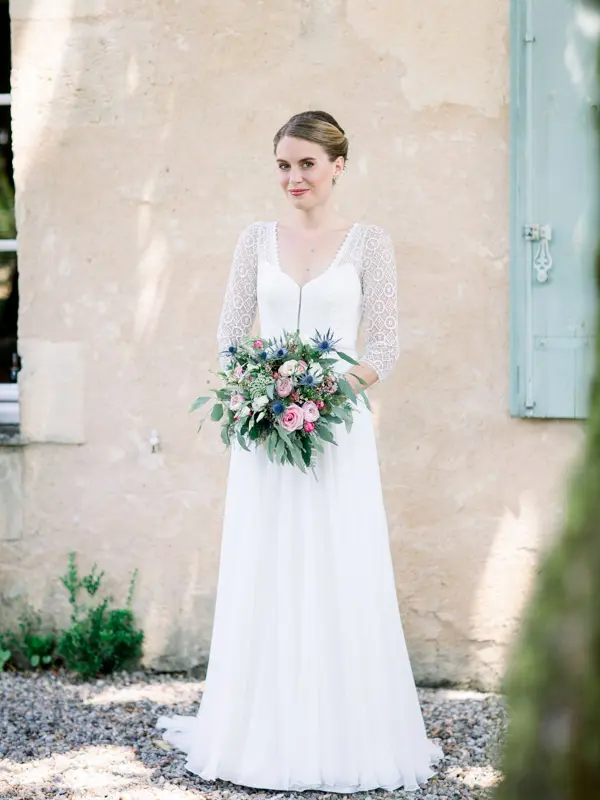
[0, 0, 583, 688]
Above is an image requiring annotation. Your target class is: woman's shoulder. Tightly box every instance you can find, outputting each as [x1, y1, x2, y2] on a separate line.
[234, 221, 272, 248]
[354, 222, 395, 253]
[357, 221, 393, 239]
[238, 220, 273, 234]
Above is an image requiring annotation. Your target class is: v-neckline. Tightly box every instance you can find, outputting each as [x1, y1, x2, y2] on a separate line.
[272, 221, 358, 291]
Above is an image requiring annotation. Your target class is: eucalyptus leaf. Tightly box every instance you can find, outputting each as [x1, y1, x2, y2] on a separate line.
[312, 437, 325, 453]
[237, 432, 250, 451]
[221, 426, 231, 447]
[275, 437, 286, 463]
[211, 403, 224, 421]
[301, 438, 312, 468]
[266, 433, 276, 461]
[337, 379, 358, 405]
[317, 426, 338, 445]
[289, 444, 307, 473]
[190, 396, 211, 412]
[336, 351, 360, 365]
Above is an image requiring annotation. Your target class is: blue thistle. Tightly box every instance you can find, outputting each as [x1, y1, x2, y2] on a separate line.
[310, 328, 341, 353]
[271, 401, 285, 415]
[268, 337, 289, 361]
[222, 343, 238, 359]
[298, 374, 317, 387]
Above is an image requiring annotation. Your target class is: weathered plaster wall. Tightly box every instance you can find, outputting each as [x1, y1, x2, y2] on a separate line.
[0, 0, 584, 688]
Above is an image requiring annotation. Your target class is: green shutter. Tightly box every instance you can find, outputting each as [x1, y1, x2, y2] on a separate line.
[510, 0, 597, 419]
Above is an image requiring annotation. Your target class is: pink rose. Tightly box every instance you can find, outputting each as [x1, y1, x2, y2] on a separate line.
[253, 340, 264, 349]
[303, 421, 315, 433]
[229, 393, 245, 411]
[276, 377, 294, 398]
[280, 404, 304, 433]
[296, 360, 308, 375]
[302, 401, 320, 423]
[233, 365, 245, 381]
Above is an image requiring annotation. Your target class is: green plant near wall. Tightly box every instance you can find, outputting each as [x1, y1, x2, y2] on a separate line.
[0, 609, 56, 670]
[57, 552, 144, 680]
[0, 553, 144, 679]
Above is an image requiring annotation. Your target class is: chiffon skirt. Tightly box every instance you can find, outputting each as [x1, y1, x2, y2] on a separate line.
[157, 401, 442, 792]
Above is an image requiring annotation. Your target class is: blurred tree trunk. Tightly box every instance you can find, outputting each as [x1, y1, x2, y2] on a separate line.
[497, 3, 600, 796]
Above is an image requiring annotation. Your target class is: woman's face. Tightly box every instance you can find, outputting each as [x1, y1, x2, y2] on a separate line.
[275, 136, 344, 209]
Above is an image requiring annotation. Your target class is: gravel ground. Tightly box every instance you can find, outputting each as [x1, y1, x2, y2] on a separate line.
[0, 670, 506, 800]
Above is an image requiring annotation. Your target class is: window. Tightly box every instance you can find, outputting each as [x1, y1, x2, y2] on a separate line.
[510, 0, 597, 419]
[0, 0, 17, 427]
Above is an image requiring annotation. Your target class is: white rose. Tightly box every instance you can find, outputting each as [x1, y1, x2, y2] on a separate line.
[279, 359, 299, 377]
[238, 405, 252, 418]
[251, 395, 269, 412]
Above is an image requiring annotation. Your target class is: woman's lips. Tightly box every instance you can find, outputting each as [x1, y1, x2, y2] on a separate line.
[289, 189, 309, 196]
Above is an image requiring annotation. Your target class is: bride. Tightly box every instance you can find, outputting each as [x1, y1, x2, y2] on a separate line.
[157, 110, 443, 793]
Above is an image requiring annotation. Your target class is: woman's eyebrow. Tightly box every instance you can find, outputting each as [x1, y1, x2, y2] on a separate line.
[276, 157, 315, 163]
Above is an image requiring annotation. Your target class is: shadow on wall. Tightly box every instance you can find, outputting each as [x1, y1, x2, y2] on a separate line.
[6, 0, 227, 668]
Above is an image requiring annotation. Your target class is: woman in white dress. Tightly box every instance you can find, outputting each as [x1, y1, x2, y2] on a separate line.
[157, 110, 442, 793]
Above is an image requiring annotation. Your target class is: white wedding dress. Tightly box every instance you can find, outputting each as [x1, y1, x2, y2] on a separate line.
[157, 221, 442, 792]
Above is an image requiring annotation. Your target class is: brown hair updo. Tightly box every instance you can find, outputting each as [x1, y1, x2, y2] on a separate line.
[273, 110, 349, 166]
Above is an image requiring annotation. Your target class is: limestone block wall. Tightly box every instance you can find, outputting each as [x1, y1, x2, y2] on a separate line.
[0, 0, 582, 688]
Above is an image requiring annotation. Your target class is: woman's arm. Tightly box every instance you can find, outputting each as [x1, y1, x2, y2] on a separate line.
[348, 226, 399, 390]
[216, 223, 260, 366]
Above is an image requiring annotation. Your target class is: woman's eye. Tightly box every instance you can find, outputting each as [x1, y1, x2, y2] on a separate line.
[302, 161, 314, 168]
[278, 164, 290, 170]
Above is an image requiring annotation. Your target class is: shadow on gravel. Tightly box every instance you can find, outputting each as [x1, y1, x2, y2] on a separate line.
[0, 671, 505, 800]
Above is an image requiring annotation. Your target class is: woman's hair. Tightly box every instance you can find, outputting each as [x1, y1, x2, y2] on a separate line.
[273, 110, 349, 165]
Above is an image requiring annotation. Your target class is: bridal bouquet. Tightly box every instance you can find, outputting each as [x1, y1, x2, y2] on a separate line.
[192, 329, 369, 473]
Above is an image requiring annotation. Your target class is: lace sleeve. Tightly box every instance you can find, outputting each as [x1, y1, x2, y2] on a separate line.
[216, 223, 260, 363]
[360, 225, 399, 382]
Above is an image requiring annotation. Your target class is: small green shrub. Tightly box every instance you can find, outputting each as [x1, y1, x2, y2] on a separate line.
[0, 648, 10, 670]
[0, 610, 56, 670]
[56, 552, 144, 679]
[18, 609, 56, 668]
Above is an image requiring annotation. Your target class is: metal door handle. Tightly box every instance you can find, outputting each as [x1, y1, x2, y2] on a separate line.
[524, 224, 553, 283]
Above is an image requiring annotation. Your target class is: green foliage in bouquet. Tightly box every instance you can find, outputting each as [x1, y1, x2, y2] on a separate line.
[193, 329, 369, 473]
[57, 552, 144, 679]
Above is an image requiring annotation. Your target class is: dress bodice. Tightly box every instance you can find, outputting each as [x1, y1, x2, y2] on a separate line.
[217, 221, 399, 381]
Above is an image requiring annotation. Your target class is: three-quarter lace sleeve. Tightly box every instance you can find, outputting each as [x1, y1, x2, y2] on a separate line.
[216, 223, 260, 363]
[360, 226, 399, 382]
